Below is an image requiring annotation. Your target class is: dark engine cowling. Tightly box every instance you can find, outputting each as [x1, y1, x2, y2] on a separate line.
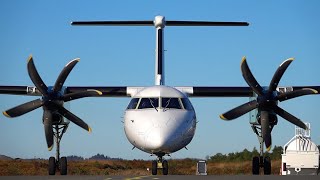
[257, 112, 278, 127]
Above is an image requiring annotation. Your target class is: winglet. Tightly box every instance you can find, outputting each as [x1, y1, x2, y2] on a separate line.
[3, 111, 11, 118]
[48, 145, 54, 151]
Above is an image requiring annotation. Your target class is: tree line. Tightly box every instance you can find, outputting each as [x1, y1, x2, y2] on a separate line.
[207, 146, 284, 163]
[67, 153, 123, 161]
[65, 145, 320, 162]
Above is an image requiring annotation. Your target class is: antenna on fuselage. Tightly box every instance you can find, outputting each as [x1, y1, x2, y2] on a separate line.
[71, 16, 249, 85]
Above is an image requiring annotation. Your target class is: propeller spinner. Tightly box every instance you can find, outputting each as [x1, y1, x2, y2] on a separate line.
[220, 57, 317, 151]
[3, 56, 101, 151]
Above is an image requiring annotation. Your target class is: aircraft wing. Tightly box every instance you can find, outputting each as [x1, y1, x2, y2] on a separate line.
[175, 86, 320, 97]
[1, 85, 319, 98]
[0, 86, 38, 96]
[0, 86, 145, 97]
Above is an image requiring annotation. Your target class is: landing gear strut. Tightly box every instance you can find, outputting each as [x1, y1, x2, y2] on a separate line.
[48, 124, 68, 175]
[251, 124, 272, 175]
[151, 153, 169, 175]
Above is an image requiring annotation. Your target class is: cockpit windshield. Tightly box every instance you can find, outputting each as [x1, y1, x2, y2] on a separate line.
[181, 98, 194, 110]
[127, 97, 193, 111]
[138, 98, 159, 110]
[127, 98, 139, 109]
[162, 98, 182, 109]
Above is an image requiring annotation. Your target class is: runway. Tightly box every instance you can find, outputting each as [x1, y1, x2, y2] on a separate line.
[0, 175, 319, 180]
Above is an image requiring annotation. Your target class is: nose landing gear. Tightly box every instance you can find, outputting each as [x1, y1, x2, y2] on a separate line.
[151, 154, 169, 175]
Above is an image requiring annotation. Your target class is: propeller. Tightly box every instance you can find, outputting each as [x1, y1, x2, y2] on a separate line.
[220, 57, 317, 151]
[3, 55, 101, 151]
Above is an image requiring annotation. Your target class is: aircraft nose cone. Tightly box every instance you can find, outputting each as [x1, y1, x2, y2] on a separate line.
[145, 128, 172, 151]
[146, 129, 164, 149]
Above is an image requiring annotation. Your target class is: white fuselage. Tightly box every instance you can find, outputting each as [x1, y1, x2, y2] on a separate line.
[124, 85, 197, 155]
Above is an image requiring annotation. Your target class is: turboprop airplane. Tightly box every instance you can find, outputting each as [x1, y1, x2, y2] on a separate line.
[1, 16, 319, 176]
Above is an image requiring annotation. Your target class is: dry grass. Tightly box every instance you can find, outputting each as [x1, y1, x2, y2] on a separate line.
[207, 160, 281, 175]
[0, 159, 281, 176]
[0, 160, 48, 175]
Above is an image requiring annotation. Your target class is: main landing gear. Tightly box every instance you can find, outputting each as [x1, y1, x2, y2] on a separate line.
[151, 153, 169, 175]
[48, 124, 68, 175]
[251, 124, 272, 175]
[252, 155, 271, 175]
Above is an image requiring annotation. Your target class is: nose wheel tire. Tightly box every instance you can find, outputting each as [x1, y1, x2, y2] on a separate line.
[152, 160, 158, 175]
[151, 157, 169, 175]
[162, 160, 168, 175]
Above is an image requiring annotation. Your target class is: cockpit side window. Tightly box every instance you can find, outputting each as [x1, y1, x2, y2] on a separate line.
[138, 98, 159, 109]
[181, 98, 194, 110]
[127, 98, 140, 109]
[162, 98, 182, 109]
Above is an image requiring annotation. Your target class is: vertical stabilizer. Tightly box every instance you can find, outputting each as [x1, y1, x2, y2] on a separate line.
[154, 16, 165, 85]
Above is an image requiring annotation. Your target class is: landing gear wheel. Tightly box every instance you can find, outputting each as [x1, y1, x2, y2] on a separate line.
[152, 160, 157, 175]
[60, 157, 68, 175]
[252, 156, 260, 175]
[263, 156, 271, 175]
[48, 156, 56, 175]
[162, 160, 168, 175]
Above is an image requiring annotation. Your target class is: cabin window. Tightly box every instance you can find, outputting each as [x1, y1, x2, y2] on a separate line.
[181, 98, 194, 110]
[127, 98, 140, 109]
[138, 98, 159, 109]
[161, 98, 182, 109]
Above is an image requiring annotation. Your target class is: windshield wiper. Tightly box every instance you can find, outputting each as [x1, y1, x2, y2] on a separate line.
[163, 98, 171, 111]
[149, 98, 158, 112]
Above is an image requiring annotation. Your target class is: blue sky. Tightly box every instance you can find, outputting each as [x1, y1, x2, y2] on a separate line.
[0, 1, 319, 160]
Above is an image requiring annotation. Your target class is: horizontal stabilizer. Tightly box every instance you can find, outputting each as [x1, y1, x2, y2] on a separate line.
[166, 21, 249, 26]
[71, 21, 154, 26]
[71, 20, 249, 27]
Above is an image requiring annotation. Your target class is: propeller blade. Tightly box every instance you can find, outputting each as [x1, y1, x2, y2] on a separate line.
[56, 105, 91, 132]
[63, 89, 102, 102]
[27, 55, 48, 96]
[3, 99, 43, 118]
[277, 88, 318, 102]
[43, 109, 54, 151]
[269, 58, 294, 93]
[273, 106, 308, 130]
[240, 57, 264, 96]
[53, 58, 80, 92]
[260, 111, 272, 151]
[220, 100, 258, 120]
